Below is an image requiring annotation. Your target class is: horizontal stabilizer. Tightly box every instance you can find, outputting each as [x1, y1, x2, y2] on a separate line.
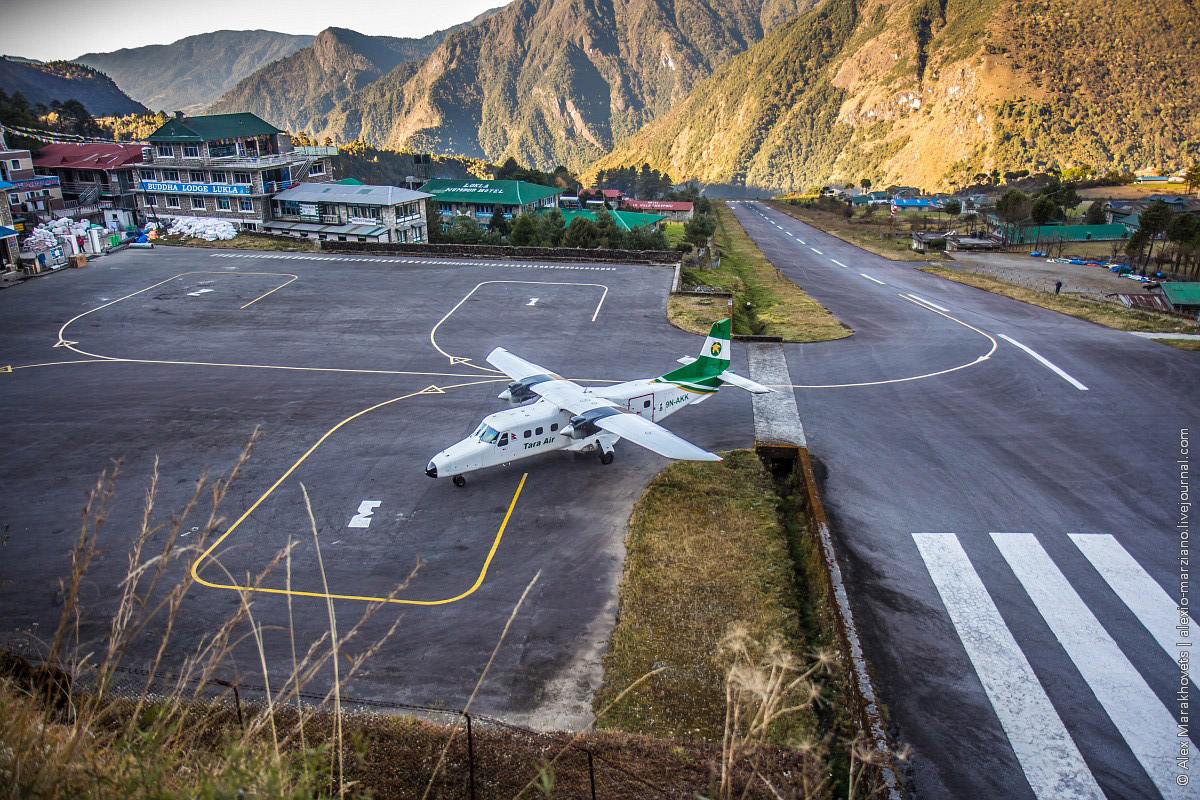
[717, 370, 773, 394]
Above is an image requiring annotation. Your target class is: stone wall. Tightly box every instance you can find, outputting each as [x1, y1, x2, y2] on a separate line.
[318, 240, 679, 264]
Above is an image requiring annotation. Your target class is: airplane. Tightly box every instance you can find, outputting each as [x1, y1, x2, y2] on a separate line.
[425, 318, 772, 486]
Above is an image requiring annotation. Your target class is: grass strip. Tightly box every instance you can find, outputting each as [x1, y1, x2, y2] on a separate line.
[921, 266, 1198, 333]
[671, 203, 850, 342]
[157, 231, 318, 252]
[766, 200, 943, 262]
[594, 450, 823, 743]
[1155, 338, 1200, 351]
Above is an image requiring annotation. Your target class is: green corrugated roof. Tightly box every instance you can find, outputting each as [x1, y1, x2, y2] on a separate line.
[147, 113, 284, 143]
[420, 178, 561, 206]
[1011, 223, 1128, 243]
[543, 208, 665, 231]
[1160, 282, 1200, 306]
[334, 178, 365, 185]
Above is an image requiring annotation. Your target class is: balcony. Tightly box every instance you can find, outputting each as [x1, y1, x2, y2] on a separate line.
[146, 151, 308, 169]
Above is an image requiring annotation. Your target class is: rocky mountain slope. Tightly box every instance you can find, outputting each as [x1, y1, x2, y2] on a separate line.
[76, 30, 314, 114]
[589, 0, 1200, 193]
[206, 8, 505, 137]
[281, 0, 814, 169]
[0, 57, 147, 116]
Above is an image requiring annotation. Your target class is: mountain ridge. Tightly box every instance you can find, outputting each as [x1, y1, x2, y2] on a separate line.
[0, 57, 146, 117]
[76, 30, 314, 113]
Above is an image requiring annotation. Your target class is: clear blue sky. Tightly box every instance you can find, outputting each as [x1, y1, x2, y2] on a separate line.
[0, 0, 508, 61]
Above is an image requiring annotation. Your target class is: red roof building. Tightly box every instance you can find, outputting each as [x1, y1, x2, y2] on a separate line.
[32, 143, 145, 220]
[621, 199, 694, 220]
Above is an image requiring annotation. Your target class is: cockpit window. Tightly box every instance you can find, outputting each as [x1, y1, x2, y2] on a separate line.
[479, 425, 500, 443]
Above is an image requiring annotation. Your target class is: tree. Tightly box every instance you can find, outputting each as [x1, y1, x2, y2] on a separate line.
[684, 214, 716, 249]
[508, 212, 541, 246]
[1165, 213, 1199, 270]
[1136, 198, 1172, 266]
[995, 189, 1031, 244]
[861, 178, 872, 191]
[593, 210, 625, 249]
[488, 205, 510, 236]
[446, 215, 485, 244]
[989, 168, 1001, 186]
[1084, 201, 1107, 225]
[1185, 164, 1200, 194]
[1030, 195, 1057, 226]
[539, 209, 566, 247]
[943, 199, 963, 218]
[563, 217, 600, 249]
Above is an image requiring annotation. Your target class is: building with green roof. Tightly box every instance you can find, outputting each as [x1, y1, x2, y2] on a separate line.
[544, 207, 666, 232]
[420, 178, 562, 225]
[1160, 283, 1200, 315]
[137, 112, 333, 231]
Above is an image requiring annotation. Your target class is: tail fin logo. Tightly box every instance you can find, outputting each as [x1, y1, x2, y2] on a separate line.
[710, 341, 723, 357]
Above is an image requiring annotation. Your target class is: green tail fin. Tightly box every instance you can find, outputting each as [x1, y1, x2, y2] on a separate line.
[655, 318, 730, 392]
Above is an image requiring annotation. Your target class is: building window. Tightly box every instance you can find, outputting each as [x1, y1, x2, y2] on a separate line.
[9, 159, 19, 169]
[141, 169, 156, 181]
[144, 195, 157, 207]
[191, 197, 205, 210]
[166, 195, 180, 208]
[183, 144, 200, 158]
[7, 193, 16, 205]
[156, 144, 173, 158]
[163, 170, 179, 182]
[308, 161, 326, 176]
[210, 171, 227, 183]
[233, 172, 251, 185]
[77, 170, 94, 182]
[238, 199, 253, 212]
[190, 171, 205, 182]
[217, 198, 230, 210]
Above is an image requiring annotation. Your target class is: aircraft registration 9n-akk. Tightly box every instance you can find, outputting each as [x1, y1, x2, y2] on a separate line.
[426, 319, 771, 486]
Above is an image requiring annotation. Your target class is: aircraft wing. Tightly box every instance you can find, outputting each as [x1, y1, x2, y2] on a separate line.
[593, 413, 722, 461]
[530, 378, 721, 462]
[486, 347, 563, 381]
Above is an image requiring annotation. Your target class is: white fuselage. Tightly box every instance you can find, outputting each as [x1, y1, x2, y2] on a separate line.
[425, 379, 704, 479]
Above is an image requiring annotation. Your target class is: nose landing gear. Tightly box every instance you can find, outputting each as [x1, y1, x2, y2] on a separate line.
[453, 475, 467, 487]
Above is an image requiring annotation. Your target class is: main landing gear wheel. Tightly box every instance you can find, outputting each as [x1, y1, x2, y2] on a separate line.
[599, 451, 614, 465]
[453, 475, 467, 487]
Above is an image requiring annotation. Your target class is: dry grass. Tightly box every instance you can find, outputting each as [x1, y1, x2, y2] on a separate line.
[1155, 338, 1200, 351]
[668, 293, 734, 336]
[595, 451, 819, 742]
[157, 232, 318, 252]
[678, 203, 850, 342]
[921, 266, 1199, 333]
[766, 201, 946, 262]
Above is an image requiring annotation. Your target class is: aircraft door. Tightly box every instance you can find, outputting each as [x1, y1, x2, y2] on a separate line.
[627, 393, 655, 421]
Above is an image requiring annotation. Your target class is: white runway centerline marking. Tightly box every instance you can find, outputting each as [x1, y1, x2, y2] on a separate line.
[1068, 533, 1180, 659]
[905, 293, 950, 313]
[914, 533, 1104, 800]
[860, 273, 886, 285]
[831, 259, 849, 269]
[998, 334, 1088, 391]
[992, 532, 1192, 800]
[810, 247, 823, 255]
[348, 500, 382, 528]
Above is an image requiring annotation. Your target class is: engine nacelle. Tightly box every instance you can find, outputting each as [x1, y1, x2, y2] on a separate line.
[496, 373, 555, 404]
[561, 415, 598, 440]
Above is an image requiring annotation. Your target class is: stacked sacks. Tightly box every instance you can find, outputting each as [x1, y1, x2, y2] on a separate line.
[165, 216, 237, 241]
[25, 218, 89, 251]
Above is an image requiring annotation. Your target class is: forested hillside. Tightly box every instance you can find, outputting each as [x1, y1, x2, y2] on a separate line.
[76, 31, 313, 114]
[302, 0, 815, 169]
[590, 0, 1200, 193]
[0, 58, 146, 117]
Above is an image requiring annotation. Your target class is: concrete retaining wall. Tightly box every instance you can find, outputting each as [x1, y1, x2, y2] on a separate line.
[318, 240, 679, 265]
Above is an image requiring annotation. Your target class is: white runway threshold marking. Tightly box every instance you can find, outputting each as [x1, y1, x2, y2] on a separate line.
[348, 500, 382, 528]
[992, 532, 1192, 800]
[1067, 533, 1181, 659]
[997, 334, 1088, 390]
[861, 273, 886, 285]
[913, 533, 1104, 800]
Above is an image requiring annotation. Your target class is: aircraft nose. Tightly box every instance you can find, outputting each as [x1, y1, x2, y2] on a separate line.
[425, 461, 438, 478]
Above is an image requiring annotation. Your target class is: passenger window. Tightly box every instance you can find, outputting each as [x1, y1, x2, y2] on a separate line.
[550, 423, 558, 432]
[535, 427, 543, 435]
[643, 400, 651, 408]
[523, 430, 531, 439]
